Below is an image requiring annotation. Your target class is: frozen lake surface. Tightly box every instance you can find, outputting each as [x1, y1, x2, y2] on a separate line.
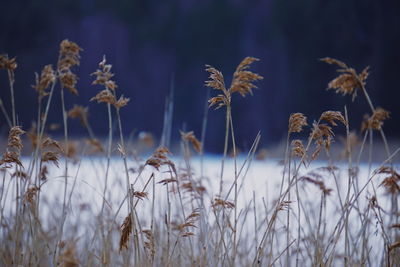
[1, 154, 397, 265]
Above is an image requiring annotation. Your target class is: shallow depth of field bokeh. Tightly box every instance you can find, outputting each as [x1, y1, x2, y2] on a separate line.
[1, 1, 400, 266]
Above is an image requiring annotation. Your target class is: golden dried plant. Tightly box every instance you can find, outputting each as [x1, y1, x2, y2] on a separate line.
[310, 123, 334, 160]
[321, 57, 369, 101]
[230, 57, 263, 97]
[310, 111, 347, 159]
[361, 107, 390, 131]
[288, 113, 308, 133]
[58, 39, 82, 95]
[7, 126, 25, 151]
[0, 126, 25, 167]
[206, 57, 263, 109]
[0, 54, 17, 71]
[90, 89, 116, 105]
[91, 56, 118, 91]
[291, 139, 306, 159]
[32, 64, 56, 99]
[0, 151, 23, 167]
[319, 111, 347, 126]
[90, 57, 130, 109]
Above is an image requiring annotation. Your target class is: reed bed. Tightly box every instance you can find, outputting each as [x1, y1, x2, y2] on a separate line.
[0, 41, 399, 266]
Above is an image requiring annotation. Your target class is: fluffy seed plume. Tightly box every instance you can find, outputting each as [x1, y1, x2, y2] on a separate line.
[90, 89, 116, 105]
[230, 57, 263, 97]
[310, 122, 334, 160]
[319, 111, 347, 126]
[288, 113, 308, 133]
[0, 151, 23, 167]
[32, 64, 55, 99]
[361, 107, 390, 131]
[321, 57, 369, 101]
[58, 39, 82, 95]
[206, 57, 263, 109]
[7, 126, 25, 151]
[291, 139, 306, 159]
[58, 39, 82, 70]
[59, 71, 78, 95]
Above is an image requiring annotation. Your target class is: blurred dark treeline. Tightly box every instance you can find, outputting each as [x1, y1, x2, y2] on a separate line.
[1, 0, 399, 152]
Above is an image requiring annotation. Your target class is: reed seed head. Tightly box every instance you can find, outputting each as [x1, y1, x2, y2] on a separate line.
[288, 113, 308, 133]
[58, 39, 82, 95]
[361, 107, 390, 131]
[0, 54, 17, 71]
[32, 64, 55, 98]
[91, 56, 118, 91]
[321, 57, 369, 101]
[230, 57, 263, 97]
[319, 111, 347, 126]
[291, 139, 306, 159]
[7, 126, 25, 151]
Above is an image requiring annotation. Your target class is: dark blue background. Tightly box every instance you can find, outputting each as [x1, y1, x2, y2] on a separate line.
[1, 0, 399, 151]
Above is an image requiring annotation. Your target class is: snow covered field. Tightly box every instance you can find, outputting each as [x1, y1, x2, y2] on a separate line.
[2, 154, 396, 265]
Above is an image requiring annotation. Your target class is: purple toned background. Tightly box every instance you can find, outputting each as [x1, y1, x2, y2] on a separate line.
[1, 0, 399, 151]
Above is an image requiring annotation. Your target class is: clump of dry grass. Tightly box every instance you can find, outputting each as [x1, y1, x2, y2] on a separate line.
[1, 43, 400, 267]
